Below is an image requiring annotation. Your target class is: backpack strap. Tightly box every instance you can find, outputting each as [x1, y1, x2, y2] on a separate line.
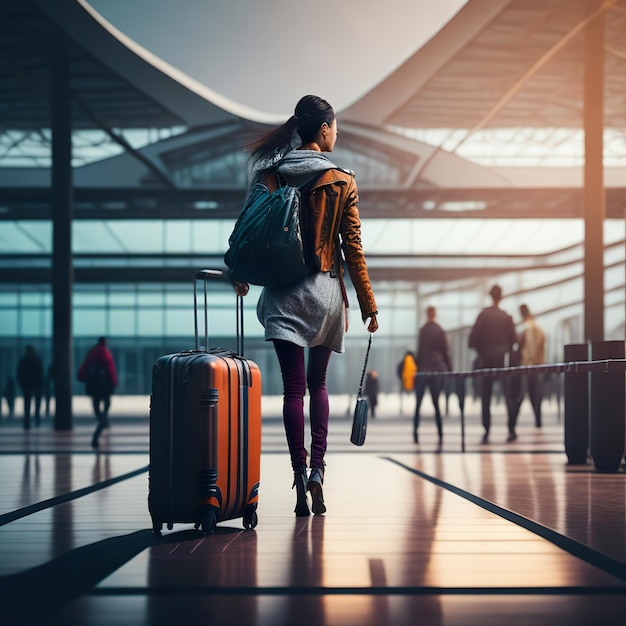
[259, 170, 280, 193]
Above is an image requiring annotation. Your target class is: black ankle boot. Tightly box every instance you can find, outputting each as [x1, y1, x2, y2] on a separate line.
[307, 467, 326, 515]
[293, 466, 310, 517]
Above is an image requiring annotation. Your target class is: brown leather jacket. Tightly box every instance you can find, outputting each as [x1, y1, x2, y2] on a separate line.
[302, 168, 377, 321]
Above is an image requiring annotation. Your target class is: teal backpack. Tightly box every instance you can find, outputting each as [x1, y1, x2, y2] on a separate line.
[224, 175, 312, 288]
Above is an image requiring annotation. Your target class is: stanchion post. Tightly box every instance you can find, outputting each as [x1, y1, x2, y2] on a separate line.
[589, 340, 625, 473]
[564, 343, 589, 465]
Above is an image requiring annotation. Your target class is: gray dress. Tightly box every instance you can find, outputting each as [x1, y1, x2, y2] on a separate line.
[255, 150, 346, 354]
[257, 270, 345, 353]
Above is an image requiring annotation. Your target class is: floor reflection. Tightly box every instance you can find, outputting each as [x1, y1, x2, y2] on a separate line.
[401, 453, 443, 623]
[20, 453, 41, 509]
[283, 516, 326, 624]
[591, 473, 626, 560]
[91, 451, 111, 484]
[52, 455, 73, 558]
[146, 527, 259, 623]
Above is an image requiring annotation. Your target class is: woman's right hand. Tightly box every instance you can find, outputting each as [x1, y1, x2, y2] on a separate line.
[233, 281, 249, 296]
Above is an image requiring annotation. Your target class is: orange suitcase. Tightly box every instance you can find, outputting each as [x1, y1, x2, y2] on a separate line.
[148, 269, 262, 534]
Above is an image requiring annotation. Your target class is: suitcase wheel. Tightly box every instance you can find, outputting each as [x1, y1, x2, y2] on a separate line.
[243, 511, 258, 530]
[196, 507, 217, 535]
[152, 521, 162, 537]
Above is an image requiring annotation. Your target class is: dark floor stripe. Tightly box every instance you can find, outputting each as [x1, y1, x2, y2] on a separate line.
[90, 585, 626, 596]
[0, 530, 155, 624]
[385, 456, 626, 583]
[0, 465, 149, 526]
[0, 450, 149, 455]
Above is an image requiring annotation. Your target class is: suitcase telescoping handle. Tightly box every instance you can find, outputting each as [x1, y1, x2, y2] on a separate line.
[194, 269, 245, 355]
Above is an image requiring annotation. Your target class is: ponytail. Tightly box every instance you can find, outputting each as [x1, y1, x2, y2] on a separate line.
[247, 95, 335, 167]
[247, 115, 299, 166]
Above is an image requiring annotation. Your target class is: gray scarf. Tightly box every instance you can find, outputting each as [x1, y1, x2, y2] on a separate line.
[276, 150, 338, 187]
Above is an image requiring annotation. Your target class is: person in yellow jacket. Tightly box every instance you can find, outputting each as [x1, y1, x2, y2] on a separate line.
[398, 351, 418, 392]
[397, 351, 417, 415]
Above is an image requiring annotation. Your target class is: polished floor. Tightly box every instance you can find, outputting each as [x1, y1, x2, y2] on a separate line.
[0, 393, 625, 625]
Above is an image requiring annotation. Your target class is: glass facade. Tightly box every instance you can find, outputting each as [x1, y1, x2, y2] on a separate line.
[2, 121, 625, 398]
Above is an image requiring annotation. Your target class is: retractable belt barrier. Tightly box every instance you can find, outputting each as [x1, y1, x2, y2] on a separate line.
[415, 344, 626, 473]
[415, 358, 626, 380]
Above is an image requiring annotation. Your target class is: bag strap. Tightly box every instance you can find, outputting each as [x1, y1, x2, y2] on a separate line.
[334, 237, 349, 308]
[357, 334, 373, 398]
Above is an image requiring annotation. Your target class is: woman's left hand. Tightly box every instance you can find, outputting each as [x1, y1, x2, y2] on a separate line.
[366, 314, 378, 333]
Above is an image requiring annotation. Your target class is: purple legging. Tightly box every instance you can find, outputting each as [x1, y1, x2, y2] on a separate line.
[272, 339, 333, 470]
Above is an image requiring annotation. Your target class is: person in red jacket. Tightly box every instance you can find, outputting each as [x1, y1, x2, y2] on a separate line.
[78, 337, 118, 448]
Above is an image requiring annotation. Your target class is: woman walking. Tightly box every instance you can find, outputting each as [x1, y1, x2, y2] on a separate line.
[234, 95, 378, 516]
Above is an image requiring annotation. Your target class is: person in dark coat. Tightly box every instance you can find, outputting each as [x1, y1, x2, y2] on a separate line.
[413, 306, 452, 445]
[16, 345, 44, 429]
[468, 284, 517, 444]
[77, 337, 119, 449]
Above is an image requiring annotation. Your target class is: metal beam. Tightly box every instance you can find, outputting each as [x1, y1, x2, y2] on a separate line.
[51, 44, 73, 430]
[583, 2, 606, 342]
[1, 187, 626, 220]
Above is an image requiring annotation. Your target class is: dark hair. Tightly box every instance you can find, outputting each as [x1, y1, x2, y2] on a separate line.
[247, 95, 335, 165]
[520, 304, 531, 318]
[489, 284, 502, 301]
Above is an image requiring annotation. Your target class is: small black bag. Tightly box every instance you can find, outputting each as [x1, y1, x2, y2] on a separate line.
[350, 334, 373, 447]
[350, 397, 369, 447]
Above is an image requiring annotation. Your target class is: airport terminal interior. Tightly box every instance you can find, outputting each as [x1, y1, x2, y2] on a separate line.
[1, 0, 626, 623]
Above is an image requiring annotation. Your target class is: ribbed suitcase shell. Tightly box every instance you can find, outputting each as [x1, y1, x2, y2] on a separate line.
[148, 270, 261, 534]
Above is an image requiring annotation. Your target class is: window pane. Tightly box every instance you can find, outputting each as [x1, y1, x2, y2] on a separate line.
[110, 309, 136, 336]
[0, 310, 18, 336]
[74, 309, 107, 336]
[137, 309, 164, 336]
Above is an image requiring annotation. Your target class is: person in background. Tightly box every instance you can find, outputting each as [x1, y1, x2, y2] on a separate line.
[16, 345, 44, 429]
[398, 351, 417, 393]
[413, 306, 452, 446]
[517, 304, 546, 427]
[364, 369, 380, 418]
[468, 284, 517, 443]
[78, 337, 119, 449]
[232, 95, 379, 517]
[3, 376, 16, 419]
[397, 351, 417, 416]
